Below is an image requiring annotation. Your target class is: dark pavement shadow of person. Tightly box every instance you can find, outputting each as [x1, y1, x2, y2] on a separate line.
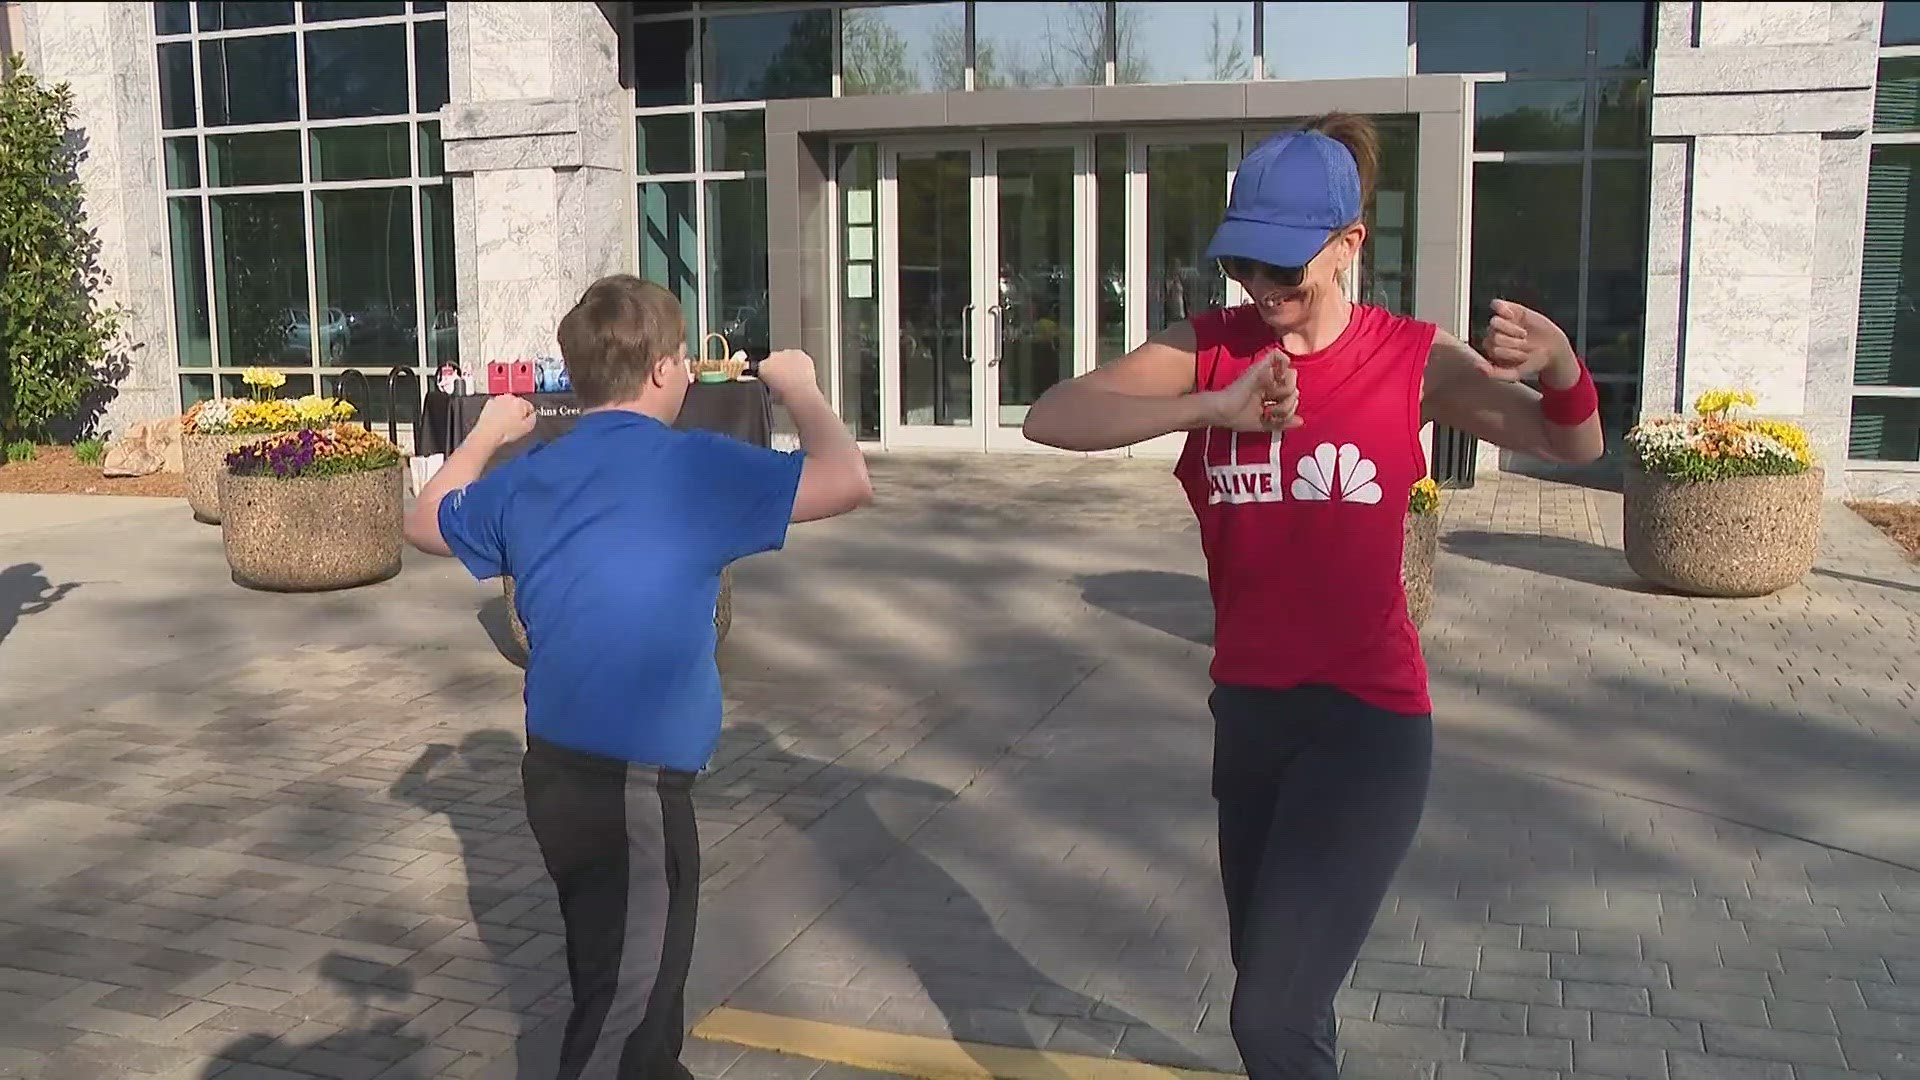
[732, 720, 1213, 1075]
[1076, 570, 1213, 646]
[389, 733, 562, 1032]
[200, 953, 428, 1077]
[0, 562, 78, 647]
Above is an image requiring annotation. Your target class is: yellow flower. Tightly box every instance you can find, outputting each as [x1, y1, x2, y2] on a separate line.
[1693, 388, 1757, 418]
[1409, 476, 1441, 514]
[241, 367, 288, 390]
[1752, 418, 1814, 465]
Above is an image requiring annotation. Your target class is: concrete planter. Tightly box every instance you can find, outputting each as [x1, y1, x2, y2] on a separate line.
[1623, 464, 1823, 597]
[185, 431, 277, 523]
[1403, 511, 1440, 629]
[503, 567, 734, 654]
[219, 465, 404, 591]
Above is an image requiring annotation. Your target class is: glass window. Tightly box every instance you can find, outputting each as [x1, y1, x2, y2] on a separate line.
[975, 1, 1109, 89]
[180, 373, 217, 408]
[1265, 2, 1409, 80]
[637, 114, 694, 175]
[706, 112, 765, 172]
[222, 371, 314, 397]
[197, 2, 293, 30]
[200, 36, 299, 126]
[155, 2, 193, 35]
[702, 9, 833, 102]
[638, 182, 700, 350]
[1855, 145, 1920, 390]
[1875, 57, 1920, 135]
[417, 121, 443, 176]
[1593, 76, 1651, 149]
[310, 125, 411, 181]
[1592, 1, 1651, 68]
[1414, 2, 1587, 74]
[306, 24, 411, 119]
[165, 138, 201, 189]
[421, 186, 458, 367]
[1095, 134, 1126, 364]
[324, 371, 418, 426]
[314, 188, 417, 365]
[414, 0, 446, 11]
[209, 192, 310, 367]
[207, 130, 302, 186]
[837, 144, 880, 439]
[169, 198, 213, 367]
[1585, 159, 1650, 376]
[415, 20, 449, 113]
[1475, 81, 1587, 152]
[1469, 162, 1583, 342]
[1360, 115, 1419, 315]
[1145, 143, 1230, 333]
[1884, 1, 1920, 47]
[1115, 3, 1252, 84]
[1849, 399, 1920, 462]
[706, 179, 771, 360]
[159, 43, 197, 129]
[840, 2, 966, 95]
[304, 2, 405, 19]
[633, 19, 695, 107]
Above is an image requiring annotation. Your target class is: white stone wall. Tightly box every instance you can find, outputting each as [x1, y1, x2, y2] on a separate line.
[444, 2, 628, 364]
[1640, 1, 1884, 494]
[18, 2, 174, 436]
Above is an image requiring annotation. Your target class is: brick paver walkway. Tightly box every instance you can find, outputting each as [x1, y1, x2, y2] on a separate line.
[0, 458, 1917, 1080]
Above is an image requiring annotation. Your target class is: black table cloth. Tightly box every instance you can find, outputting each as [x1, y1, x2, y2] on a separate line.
[416, 381, 775, 469]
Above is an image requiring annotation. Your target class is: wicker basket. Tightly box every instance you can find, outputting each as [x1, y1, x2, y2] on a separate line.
[503, 568, 734, 654]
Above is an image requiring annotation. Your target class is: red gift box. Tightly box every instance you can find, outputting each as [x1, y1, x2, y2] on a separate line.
[486, 362, 511, 395]
[509, 361, 536, 394]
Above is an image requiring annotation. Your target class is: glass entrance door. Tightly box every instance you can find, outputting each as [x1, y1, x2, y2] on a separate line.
[880, 137, 1089, 451]
[1127, 133, 1240, 458]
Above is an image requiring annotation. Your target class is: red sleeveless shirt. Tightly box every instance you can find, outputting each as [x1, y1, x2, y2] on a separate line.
[1173, 302, 1437, 716]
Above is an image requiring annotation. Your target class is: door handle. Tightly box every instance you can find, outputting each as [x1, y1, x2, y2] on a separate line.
[986, 304, 1003, 366]
[961, 303, 975, 365]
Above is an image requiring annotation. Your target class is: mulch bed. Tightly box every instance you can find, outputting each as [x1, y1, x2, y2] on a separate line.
[0, 446, 186, 498]
[1849, 501, 1920, 561]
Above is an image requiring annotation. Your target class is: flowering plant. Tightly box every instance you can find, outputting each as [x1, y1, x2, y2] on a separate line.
[241, 367, 287, 399]
[1624, 388, 1814, 483]
[184, 394, 354, 435]
[226, 424, 400, 480]
[1409, 477, 1440, 515]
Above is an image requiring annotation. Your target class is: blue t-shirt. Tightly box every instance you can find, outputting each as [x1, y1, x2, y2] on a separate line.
[438, 410, 803, 771]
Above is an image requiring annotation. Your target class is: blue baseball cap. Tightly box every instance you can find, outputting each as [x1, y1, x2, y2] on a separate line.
[1204, 130, 1361, 269]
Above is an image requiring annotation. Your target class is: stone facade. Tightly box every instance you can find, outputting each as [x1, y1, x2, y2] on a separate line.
[17, 1, 175, 436]
[444, 2, 628, 362]
[1640, 1, 1892, 495]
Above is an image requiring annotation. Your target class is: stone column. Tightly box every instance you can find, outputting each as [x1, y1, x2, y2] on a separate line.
[1640, 1, 1882, 488]
[18, 1, 175, 434]
[443, 2, 629, 363]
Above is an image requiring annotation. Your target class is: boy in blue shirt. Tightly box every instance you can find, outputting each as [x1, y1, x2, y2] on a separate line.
[404, 275, 872, 1080]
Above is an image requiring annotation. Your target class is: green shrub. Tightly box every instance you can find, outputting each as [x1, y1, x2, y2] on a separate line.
[0, 54, 123, 442]
[73, 437, 105, 466]
[5, 440, 36, 464]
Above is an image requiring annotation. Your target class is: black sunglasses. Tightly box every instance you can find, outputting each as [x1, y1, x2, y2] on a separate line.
[1217, 256, 1309, 289]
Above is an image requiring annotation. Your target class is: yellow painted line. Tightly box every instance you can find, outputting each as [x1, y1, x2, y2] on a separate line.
[693, 1007, 1242, 1080]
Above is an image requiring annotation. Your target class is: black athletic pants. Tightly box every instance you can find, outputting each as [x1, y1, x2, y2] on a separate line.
[1210, 684, 1433, 1080]
[523, 736, 700, 1080]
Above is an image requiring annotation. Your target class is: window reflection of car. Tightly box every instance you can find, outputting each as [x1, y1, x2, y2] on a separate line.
[429, 310, 459, 364]
[283, 307, 351, 362]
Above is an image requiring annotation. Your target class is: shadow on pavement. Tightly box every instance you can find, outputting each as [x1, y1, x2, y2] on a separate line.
[1076, 571, 1213, 646]
[200, 954, 428, 1078]
[0, 562, 78, 647]
[1441, 530, 1657, 591]
[1814, 566, 1920, 595]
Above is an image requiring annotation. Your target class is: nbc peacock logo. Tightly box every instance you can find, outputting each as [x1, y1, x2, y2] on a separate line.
[1290, 442, 1383, 504]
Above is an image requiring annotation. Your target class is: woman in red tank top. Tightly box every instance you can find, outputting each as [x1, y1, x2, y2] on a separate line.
[1025, 114, 1605, 1080]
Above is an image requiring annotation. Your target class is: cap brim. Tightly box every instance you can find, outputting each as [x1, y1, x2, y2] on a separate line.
[1204, 216, 1333, 269]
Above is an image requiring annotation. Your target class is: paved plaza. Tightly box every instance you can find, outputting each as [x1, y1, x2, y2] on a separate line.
[1, 454, 1919, 1080]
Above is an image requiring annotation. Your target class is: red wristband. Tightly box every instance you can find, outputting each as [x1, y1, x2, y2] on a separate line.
[1539, 358, 1598, 426]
